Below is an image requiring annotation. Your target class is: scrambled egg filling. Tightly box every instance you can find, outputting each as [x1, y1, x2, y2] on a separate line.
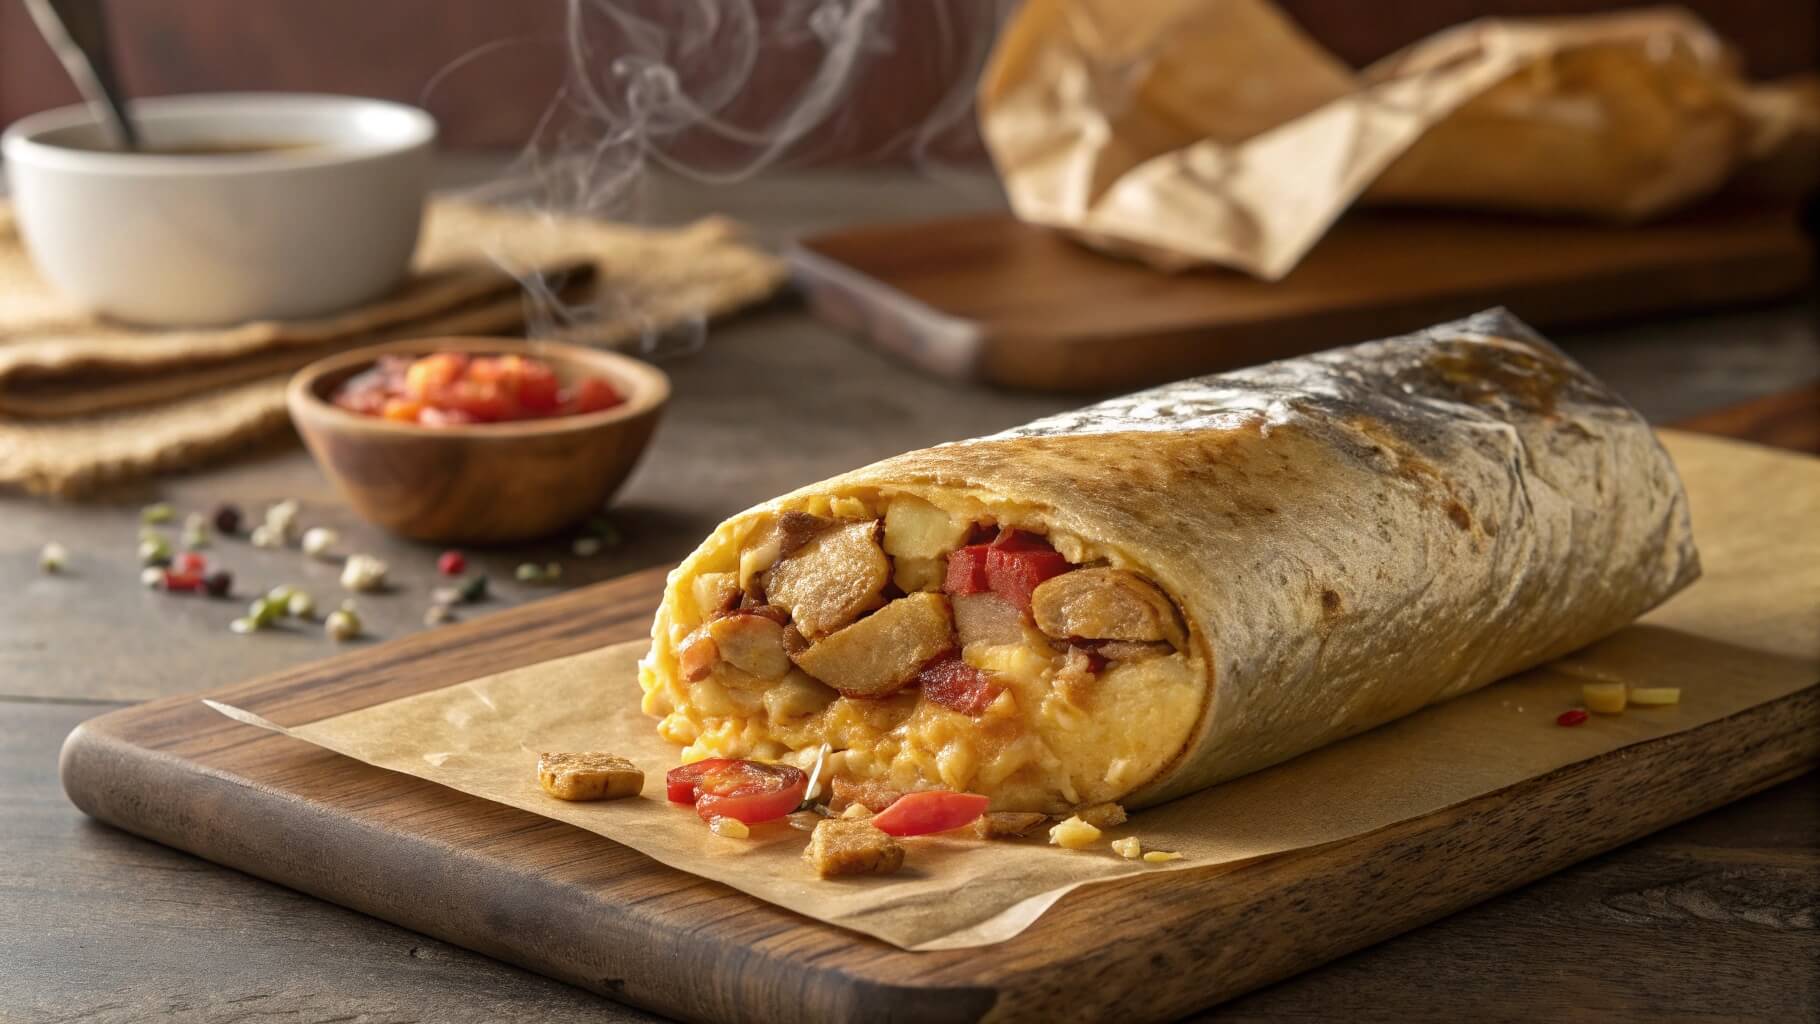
[640, 488, 1204, 813]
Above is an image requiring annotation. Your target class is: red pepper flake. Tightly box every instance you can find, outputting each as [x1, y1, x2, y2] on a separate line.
[163, 569, 204, 593]
[437, 550, 466, 576]
[173, 551, 207, 575]
[1556, 708, 1589, 727]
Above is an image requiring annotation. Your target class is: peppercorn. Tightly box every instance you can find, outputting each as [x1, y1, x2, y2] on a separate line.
[515, 563, 542, 582]
[287, 591, 316, 619]
[544, 562, 562, 581]
[213, 503, 243, 535]
[458, 574, 489, 603]
[203, 570, 233, 598]
[247, 596, 283, 628]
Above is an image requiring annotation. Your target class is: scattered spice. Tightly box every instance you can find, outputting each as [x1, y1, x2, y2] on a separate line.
[325, 608, 361, 643]
[203, 570, 233, 598]
[459, 574, 489, 603]
[139, 567, 164, 589]
[182, 511, 210, 545]
[38, 542, 67, 574]
[340, 554, 388, 592]
[571, 536, 602, 558]
[437, 550, 466, 576]
[423, 604, 455, 626]
[229, 617, 258, 634]
[173, 552, 206, 575]
[247, 596, 284, 628]
[249, 524, 283, 549]
[137, 537, 172, 567]
[301, 527, 339, 559]
[1556, 708, 1589, 727]
[140, 502, 174, 525]
[586, 515, 623, 546]
[287, 591, 316, 619]
[163, 568, 203, 593]
[212, 503, 243, 535]
[263, 500, 300, 543]
[515, 562, 543, 583]
[543, 562, 563, 582]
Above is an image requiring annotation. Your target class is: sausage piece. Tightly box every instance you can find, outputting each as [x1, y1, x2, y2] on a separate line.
[1030, 567, 1185, 648]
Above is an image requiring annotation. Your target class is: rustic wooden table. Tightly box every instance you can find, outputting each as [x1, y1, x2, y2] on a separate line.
[3, 170, 1817, 1022]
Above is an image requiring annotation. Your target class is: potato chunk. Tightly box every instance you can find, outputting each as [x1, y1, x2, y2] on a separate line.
[883, 494, 969, 560]
[952, 592, 1026, 648]
[791, 592, 954, 698]
[707, 612, 791, 679]
[537, 752, 644, 801]
[1031, 567, 1185, 648]
[803, 818, 905, 878]
[763, 519, 889, 638]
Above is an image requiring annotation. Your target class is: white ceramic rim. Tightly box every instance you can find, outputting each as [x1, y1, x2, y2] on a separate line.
[0, 92, 437, 176]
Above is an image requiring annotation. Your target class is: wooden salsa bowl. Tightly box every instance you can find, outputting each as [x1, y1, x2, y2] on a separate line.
[287, 337, 669, 544]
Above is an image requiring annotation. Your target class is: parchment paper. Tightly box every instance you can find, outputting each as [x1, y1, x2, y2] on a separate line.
[209, 431, 1818, 950]
[980, 1, 1819, 278]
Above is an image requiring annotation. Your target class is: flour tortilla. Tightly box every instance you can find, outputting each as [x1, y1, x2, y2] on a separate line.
[644, 309, 1699, 807]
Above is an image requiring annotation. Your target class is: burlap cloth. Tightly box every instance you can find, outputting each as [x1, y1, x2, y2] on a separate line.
[0, 200, 786, 497]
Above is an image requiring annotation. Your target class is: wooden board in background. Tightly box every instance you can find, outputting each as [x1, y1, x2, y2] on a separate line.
[791, 205, 1814, 393]
[57, 398, 1820, 1024]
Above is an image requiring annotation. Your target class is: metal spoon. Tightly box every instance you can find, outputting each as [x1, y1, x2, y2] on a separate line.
[24, 0, 139, 150]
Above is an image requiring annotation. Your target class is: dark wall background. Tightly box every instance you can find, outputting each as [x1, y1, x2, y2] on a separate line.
[2, 0, 1813, 156]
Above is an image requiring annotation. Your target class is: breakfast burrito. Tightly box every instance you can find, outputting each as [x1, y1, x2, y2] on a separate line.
[639, 310, 1698, 813]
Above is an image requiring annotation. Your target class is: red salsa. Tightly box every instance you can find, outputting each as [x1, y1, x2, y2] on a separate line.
[331, 352, 624, 426]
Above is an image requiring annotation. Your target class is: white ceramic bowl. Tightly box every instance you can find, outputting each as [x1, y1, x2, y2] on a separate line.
[2, 93, 435, 326]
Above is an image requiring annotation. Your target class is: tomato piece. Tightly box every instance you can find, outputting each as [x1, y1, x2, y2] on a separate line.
[404, 353, 469, 401]
[434, 379, 513, 422]
[381, 397, 424, 423]
[563, 376, 624, 415]
[418, 406, 478, 428]
[916, 654, 1002, 715]
[870, 791, 991, 837]
[984, 531, 1070, 609]
[943, 544, 992, 595]
[664, 758, 807, 824]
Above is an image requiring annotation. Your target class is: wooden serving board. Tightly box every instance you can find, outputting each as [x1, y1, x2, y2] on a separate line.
[790, 204, 1815, 393]
[58, 401, 1820, 1024]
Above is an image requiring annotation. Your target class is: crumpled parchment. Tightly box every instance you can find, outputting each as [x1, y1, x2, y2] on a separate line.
[979, 1, 1819, 278]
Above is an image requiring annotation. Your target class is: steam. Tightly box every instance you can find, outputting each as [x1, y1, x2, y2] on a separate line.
[429, 0, 1012, 356]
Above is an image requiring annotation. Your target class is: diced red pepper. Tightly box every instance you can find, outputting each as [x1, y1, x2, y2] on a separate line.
[163, 569, 204, 592]
[870, 790, 991, 837]
[1556, 708, 1589, 727]
[943, 544, 992, 595]
[173, 551, 206, 575]
[916, 654, 1002, 716]
[984, 530, 1071, 610]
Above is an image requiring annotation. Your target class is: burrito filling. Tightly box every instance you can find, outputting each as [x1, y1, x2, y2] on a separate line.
[641, 490, 1203, 812]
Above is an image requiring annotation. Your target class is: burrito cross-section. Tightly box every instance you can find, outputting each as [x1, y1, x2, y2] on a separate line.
[639, 310, 1699, 814]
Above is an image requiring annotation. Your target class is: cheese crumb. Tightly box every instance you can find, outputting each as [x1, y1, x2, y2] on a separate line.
[1111, 837, 1142, 859]
[708, 816, 750, 839]
[1628, 686, 1681, 707]
[1142, 850, 1184, 864]
[1048, 815, 1102, 850]
[1581, 681, 1627, 714]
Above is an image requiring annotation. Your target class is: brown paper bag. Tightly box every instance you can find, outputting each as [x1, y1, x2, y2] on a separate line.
[979, 1, 1819, 278]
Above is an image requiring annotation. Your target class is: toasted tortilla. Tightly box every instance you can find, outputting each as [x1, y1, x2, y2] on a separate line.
[640, 310, 1698, 810]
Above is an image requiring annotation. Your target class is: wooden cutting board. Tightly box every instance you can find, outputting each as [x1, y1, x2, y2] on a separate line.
[790, 204, 1815, 393]
[58, 399, 1820, 1024]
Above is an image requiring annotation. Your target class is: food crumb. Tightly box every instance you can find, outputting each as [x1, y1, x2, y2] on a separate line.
[1111, 836, 1143, 859]
[708, 816, 750, 839]
[340, 553, 388, 592]
[38, 542, 67, 573]
[969, 811, 1048, 840]
[803, 818, 904, 877]
[1074, 802, 1127, 830]
[1048, 815, 1102, 850]
[1142, 850, 1184, 864]
[1556, 708, 1589, 727]
[1628, 686, 1681, 707]
[1581, 681, 1627, 714]
[537, 751, 643, 801]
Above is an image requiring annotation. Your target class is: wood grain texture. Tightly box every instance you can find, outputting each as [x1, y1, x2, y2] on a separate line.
[57, 419, 1820, 1023]
[791, 205, 1815, 393]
